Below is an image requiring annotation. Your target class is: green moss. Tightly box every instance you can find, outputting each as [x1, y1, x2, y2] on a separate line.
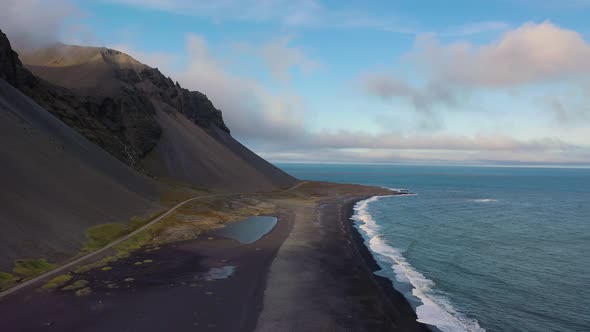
[13, 259, 56, 278]
[74, 256, 117, 274]
[80, 210, 164, 257]
[83, 223, 127, 252]
[114, 231, 152, 255]
[100, 266, 113, 271]
[75, 287, 92, 296]
[61, 279, 89, 291]
[126, 211, 163, 231]
[43, 274, 73, 289]
[0, 272, 17, 290]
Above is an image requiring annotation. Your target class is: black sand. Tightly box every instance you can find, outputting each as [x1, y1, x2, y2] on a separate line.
[0, 192, 431, 332]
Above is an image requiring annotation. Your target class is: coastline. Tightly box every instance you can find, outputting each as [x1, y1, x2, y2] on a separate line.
[255, 185, 432, 331]
[1, 182, 434, 331]
[343, 196, 437, 332]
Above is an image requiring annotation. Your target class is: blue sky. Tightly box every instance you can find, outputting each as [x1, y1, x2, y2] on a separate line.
[2, 0, 590, 165]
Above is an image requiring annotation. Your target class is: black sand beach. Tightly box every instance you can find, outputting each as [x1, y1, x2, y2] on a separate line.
[0, 184, 431, 332]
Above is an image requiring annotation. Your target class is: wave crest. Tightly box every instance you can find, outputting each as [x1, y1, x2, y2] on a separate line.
[470, 198, 497, 203]
[352, 196, 485, 332]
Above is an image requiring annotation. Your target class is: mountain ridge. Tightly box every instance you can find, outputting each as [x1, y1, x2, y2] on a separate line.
[12, 36, 295, 191]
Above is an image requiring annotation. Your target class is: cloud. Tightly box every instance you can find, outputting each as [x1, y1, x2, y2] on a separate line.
[174, 34, 307, 141]
[411, 21, 590, 87]
[361, 73, 456, 112]
[232, 36, 321, 83]
[113, 36, 589, 164]
[361, 21, 590, 129]
[258, 131, 589, 164]
[0, 0, 78, 49]
[288, 130, 576, 152]
[543, 87, 590, 124]
[260, 36, 320, 82]
[104, 0, 417, 34]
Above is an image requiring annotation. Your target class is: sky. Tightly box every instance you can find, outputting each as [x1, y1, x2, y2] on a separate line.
[1, 0, 590, 166]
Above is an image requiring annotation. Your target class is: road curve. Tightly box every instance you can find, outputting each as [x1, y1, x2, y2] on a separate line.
[0, 181, 307, 299]
[0, 194, 224, 299]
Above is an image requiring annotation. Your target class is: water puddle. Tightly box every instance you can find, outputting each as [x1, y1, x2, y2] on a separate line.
[196, 266, 236, 280]
[211, 216, 278, 244]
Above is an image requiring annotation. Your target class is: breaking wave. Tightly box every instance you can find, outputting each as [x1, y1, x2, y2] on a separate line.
[352, 196, 485, 332]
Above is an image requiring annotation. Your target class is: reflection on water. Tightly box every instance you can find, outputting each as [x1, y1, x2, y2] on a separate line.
[196, 266, 236, 280]
[211, 216, 277, 244]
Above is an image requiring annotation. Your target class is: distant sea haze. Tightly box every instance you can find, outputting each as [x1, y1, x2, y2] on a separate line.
[279, 163, 590, 332]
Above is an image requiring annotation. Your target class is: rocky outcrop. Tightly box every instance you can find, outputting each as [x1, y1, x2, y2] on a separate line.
[1, 34, 161, 169]
[136, 67, 230, 133]
[0, 30, 19, 86]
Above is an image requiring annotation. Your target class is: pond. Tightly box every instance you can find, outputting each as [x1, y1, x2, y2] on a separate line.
[211, 216, 278, 244]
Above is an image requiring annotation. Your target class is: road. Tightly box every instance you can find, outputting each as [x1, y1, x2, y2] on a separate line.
[0, 181, 306, 299]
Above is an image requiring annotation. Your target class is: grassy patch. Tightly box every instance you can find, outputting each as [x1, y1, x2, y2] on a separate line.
[83, 223, 127, 252]
[74, 256, 117, 274]
[13, 259, 56, 278]
[81, 210, 165, 254]
[61, 279, 89, 291]
[43, 274, 72, 289]
[75, 287, 92, 296]
[114, 231, 152, 256]
[0, 272, 17, 290]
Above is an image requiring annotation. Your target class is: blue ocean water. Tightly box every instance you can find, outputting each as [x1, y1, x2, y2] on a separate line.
[278, 164, 590, 332]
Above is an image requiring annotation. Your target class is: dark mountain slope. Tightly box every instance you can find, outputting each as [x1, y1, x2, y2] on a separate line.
[0, 29, 160, 270]
[145, 102, 293, 191]
[19, 43, 295, 191]
[0, 77, 160, 271]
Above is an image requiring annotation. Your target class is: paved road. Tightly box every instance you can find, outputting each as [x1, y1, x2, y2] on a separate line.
[0, 181, 307, 299]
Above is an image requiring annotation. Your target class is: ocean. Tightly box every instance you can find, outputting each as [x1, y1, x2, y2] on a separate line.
[278, 163, 590, 332]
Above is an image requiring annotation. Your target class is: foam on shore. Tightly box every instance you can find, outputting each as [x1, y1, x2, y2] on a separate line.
[352, 195, 485, 332]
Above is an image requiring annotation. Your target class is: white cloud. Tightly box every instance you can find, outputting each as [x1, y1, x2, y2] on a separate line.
[411, 21, 590, 87]
[175, 34, 307, 141]
[361, 21, 590, 130]
[259, 132, 590, 165]
[0, 0, 78, 49]
[231, 36, 321, 83]
[260, 36, 320, 82]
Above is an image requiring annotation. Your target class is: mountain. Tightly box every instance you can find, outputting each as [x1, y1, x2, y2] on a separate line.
[19, 43, 295, 191]
[0, 29, 295, 271]
[0, 30, 160, 270]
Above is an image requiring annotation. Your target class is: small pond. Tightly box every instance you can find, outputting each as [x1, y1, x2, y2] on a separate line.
[211, 216, 278, 244]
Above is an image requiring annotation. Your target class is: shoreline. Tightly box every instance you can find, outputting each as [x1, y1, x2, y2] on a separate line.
[254, 184, 433, 331]
[1, 182, 435, 331]
[342, 196, 435, 332]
